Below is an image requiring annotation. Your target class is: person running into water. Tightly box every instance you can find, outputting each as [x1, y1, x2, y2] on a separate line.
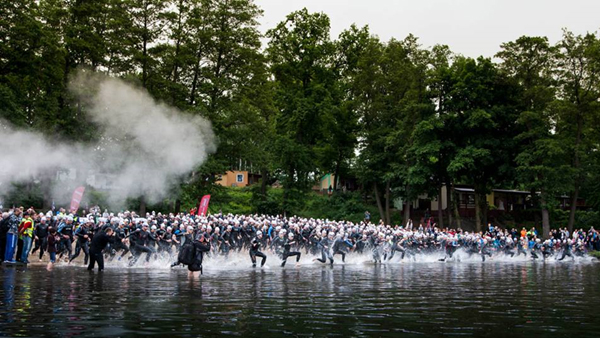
[31, 216, 49, 261]
[281, 233, 301, 267]
[249, 231, 267, 268]
[46, 226, 61, 270]
[69, 219, 91, 265]
[128, 223, 157, 266]
[314, 232, 335, 266]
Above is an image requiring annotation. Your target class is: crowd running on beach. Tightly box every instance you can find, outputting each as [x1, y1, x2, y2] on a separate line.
[1, 206, 598, 273]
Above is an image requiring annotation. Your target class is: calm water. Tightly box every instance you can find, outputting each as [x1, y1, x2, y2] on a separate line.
[1, 260, 599, 337]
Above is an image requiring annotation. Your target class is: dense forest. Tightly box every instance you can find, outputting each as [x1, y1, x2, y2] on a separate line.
[1, 1, 600, 235]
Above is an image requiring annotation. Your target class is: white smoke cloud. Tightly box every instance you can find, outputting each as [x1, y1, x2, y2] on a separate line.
[0, 71, 216, 208]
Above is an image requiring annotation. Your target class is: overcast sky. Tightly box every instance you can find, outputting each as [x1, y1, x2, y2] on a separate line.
[254, 0, 600, 58]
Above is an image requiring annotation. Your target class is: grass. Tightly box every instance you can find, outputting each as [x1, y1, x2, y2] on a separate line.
[587, 251, 600, 259]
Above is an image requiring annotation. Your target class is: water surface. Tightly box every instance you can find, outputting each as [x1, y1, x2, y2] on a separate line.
[1, 260, 599, 337]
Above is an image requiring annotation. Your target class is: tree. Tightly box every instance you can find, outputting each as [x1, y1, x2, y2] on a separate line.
[413, 44, 457, 228]
[497, 36, 566, 239]
[353, 34, 433, 225]
[326, 24, 368, 193]
[266, 8, 338, 214]
[125, 0, 167, 89]
[386, 36, 434, 225]
[445, 57, 520, 232]
[554, 30, 600, 232]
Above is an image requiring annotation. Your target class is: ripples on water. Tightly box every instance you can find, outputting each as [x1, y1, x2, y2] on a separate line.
[1, 254, 599, 337]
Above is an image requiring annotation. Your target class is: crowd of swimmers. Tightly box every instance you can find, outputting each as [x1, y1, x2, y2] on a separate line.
[0, 206, 598, 273]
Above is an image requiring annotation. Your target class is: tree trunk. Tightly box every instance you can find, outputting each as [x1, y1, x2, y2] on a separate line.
[474, 193, 482, 233]
[175, 199, 181, 214]
[568, 187, 579, 233]
[530, 188, 540, 227]
[437, 186, 444, 228]
[481, 195, 488, 229]
[452, 186, 462, 228]
[540, 192, 550, 240]
[41, 170, 53, 211]
[333, 153, 342, 191]
[446, 181, 453, 227]
[384, 181, 391, 225]
[282, 167, 294, 218]
[139, 195, 146, 217]
[403, 200, 411, 225]
[568, 105, 583, 233]
[373, 183, 385, 223]
[189, 43, 204, 105]
[474, 189, 487, 233]
[260, 167, 268, 200]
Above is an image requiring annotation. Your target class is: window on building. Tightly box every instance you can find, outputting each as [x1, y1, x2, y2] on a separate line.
[237, 174, 244, 183]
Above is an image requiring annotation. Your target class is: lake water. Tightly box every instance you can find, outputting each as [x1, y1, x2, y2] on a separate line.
[1, 257, 599, 337]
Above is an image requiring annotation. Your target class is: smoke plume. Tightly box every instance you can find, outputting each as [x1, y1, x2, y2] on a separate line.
[0, 71, 216, 208]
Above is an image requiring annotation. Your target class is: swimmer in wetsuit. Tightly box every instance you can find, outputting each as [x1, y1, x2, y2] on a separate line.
[332, 233, 353, 263]
[281, 232, 301, 267]
[558, 239, 574, 261]
[314, 232, 335, 265]
[127, 223, 157, 265]
[69, 220, 91, 264]
[249, 231, 267, 268]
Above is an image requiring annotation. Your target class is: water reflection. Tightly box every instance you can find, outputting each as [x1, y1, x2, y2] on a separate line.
[1, 262, 599, 337]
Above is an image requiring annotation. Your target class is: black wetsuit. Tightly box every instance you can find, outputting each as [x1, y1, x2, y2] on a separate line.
[332, 238, 352, 262]
[70, 225, 90, 264]
[190, 239, 210, 273]
[479, 241, 492, 262]
[503, 243, 515, 257]
[355, 237, 368, 254]
[541, 244, 553, 259]
[31, 222, 49, 260]
[531, 243, 541, 259]
[281, 238, 301, 267]
[445, 241, 459, 259]
[249, 237, 267, 267]
[369, 236, 384, 263]
[558, 242, 574, 261]
[516, 241, 528, 256]
[157, 229, 173, 254]
[58, 222, 74, 258]
[110, 226, 130, 260]
[271, 236, 285, 257]
[387, 240, 406, 260]
[88, 231, 117, 271]
[316, 237, 334, 265]
[128, 229, 157, 264]
[221, 231, 233, 255]
[308, 233, 321, 255]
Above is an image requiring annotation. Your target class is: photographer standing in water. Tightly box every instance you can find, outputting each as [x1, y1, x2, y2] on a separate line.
[88, 227, 119, 272]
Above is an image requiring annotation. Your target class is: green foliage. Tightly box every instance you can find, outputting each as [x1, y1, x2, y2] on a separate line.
[87, 189, 109, 210]
[224, 187, 376, 223]
[550, 209, 599, 230]
[249, 184, 282, 215]
[2, 183, 44, 209]
[588, 251, 600, 259]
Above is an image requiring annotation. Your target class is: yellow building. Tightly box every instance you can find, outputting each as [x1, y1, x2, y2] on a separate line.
[216, 171, 261, 188]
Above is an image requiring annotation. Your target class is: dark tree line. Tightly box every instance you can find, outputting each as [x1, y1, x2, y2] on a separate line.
[2, 2, 600, 236]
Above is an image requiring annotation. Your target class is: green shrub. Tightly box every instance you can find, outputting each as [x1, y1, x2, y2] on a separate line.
[551, 209, 599, 230]
[588, 251, 600, 259]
